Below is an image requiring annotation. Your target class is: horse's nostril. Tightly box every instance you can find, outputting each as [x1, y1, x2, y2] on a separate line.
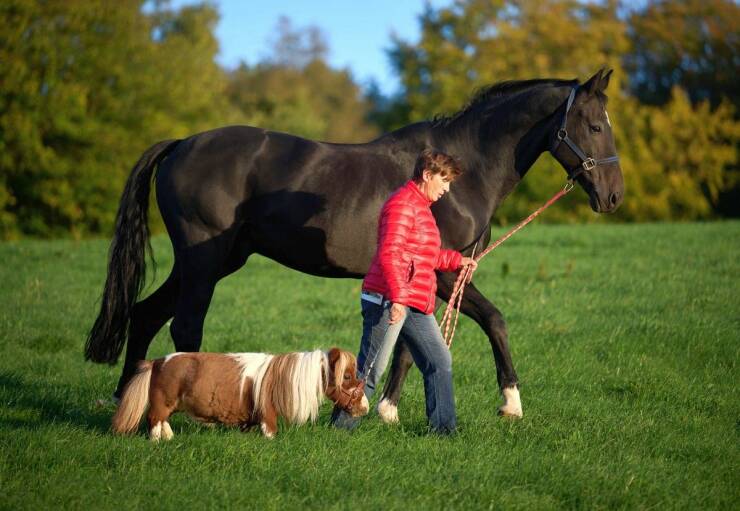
[609, 191, 620, 206]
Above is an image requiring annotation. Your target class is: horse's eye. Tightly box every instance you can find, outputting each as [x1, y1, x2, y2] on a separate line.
[343, 374, 350, 380]
[590, 124, 601, 133]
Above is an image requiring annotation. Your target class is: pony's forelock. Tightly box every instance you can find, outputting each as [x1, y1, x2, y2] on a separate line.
[332, 350, 350, 388]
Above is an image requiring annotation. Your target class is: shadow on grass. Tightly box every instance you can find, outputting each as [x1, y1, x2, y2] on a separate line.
[0, 371, 112, 434]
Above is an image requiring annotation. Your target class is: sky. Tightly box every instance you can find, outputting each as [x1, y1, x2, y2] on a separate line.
[169, 0, 451, 95]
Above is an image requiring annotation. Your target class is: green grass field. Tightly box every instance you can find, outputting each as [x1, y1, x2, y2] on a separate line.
[1, 222, 738, 510]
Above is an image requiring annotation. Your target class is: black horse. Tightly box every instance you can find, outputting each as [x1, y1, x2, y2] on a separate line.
[86, 70, 623, 418]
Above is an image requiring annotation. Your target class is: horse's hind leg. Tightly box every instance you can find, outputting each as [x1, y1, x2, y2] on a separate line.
[114, 266, 180, 399]
[169, 232, 251, 353]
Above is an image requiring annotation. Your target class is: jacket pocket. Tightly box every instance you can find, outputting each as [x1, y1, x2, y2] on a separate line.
[406, 260, 415, 282]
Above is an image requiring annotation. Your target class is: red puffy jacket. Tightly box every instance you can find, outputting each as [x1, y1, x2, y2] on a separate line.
[363, 180, 462, 314]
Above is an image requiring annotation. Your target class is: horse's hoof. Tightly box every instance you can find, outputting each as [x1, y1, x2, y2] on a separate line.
[377, 398, 399, 424]
[497, 405, 523, 418]
[498, 386, 523, 418]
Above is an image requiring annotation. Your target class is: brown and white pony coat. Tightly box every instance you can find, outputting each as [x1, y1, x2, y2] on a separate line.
[112, 347, 368, 440]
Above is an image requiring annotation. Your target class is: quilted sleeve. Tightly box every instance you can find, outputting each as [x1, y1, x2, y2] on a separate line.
[436, 249, 463, 272]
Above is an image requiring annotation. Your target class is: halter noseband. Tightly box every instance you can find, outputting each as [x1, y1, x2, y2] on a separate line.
[326, 379, 365, 413]
[551, 86, 620, 181]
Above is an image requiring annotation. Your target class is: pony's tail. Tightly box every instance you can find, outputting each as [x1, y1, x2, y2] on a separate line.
[85, 139, 180, 364]
[112, 361, 153, 434]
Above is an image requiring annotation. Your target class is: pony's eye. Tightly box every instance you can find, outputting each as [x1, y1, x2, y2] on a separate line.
[590, 124, 602, 133]
[344, 373, 350, 380]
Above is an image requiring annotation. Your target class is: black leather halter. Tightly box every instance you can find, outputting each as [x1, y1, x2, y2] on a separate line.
[551, 86, 620, 181]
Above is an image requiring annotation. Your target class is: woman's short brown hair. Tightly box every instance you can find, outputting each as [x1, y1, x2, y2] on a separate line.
[412, 149, 463, 181]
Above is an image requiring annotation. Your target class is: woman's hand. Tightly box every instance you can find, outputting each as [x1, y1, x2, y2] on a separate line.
[460, 257, 478, 270]
[389, 302, 406, 324]
[460, 257, 478, 283]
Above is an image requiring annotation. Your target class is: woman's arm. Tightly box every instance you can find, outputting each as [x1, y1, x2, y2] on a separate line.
[437, 251, 478, 280]
[436, 249, 463, 272]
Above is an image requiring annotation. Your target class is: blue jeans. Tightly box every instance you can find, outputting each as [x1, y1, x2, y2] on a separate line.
[331, 298, 457, 434]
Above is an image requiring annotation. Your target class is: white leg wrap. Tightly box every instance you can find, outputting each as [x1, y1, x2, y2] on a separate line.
[377, 398, 399, 424]
[498, 386, 523, 418]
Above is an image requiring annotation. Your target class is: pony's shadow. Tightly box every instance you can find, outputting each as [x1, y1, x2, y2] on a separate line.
[0, 372, 112, 434]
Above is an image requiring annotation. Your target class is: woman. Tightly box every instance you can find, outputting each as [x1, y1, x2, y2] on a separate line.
[332, 149, 477, 435]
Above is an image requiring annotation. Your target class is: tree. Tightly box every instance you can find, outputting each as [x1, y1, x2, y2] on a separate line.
[384, 0, 739, 222]
[0, 0, 230, 238]
[625, 0, 740, 109]
[225, 18, 378, 143]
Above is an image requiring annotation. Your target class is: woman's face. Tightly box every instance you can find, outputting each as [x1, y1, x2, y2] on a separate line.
[419, 170, 452, 202]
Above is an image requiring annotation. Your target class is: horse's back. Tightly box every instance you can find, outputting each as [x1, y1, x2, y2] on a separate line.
[153, 125, 415, 274]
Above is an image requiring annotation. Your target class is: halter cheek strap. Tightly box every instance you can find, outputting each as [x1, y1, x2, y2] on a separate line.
[326, 380, 365, 412]
[551, 86, 620, 181]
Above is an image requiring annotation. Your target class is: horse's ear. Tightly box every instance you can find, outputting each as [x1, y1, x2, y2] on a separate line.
[600, 69, 613, 91]
[583, 69, 605, 95]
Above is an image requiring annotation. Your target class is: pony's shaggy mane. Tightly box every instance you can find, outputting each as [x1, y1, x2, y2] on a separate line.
[229, 350, 331, 425]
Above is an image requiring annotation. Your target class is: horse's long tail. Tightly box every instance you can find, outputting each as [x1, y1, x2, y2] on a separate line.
[85, 139, 180, 364]
[112, 361, 153, 434]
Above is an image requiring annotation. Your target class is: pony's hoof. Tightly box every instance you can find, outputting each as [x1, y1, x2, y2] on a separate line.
[377, 398, 399, 424]
[162, 422, 174, 441]
[260, 423, 275, 439]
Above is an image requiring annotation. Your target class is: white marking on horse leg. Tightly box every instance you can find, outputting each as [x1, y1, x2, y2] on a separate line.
[377, 398, 399, 424]
[498, 386, 523, 418]
[260, 422, 274, 439]
[149, 421, 162, 442]
[162, 421, 174, 441]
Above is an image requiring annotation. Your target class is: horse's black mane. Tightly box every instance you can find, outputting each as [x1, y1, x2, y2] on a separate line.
[432, 78, 578, 127]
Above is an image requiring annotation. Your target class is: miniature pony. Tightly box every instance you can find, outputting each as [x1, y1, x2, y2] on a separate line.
[112, 347, 368, 440]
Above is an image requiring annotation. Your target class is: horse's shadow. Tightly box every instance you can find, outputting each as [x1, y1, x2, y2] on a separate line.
[0, 372, 113, 434]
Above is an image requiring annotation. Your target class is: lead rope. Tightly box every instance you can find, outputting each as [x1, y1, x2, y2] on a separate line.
[440, 180, 575, 347]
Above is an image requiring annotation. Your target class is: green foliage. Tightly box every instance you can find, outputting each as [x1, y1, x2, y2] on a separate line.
[0, 0, 230, 239]
[625, 0, 739, 108]
[226, 60, 378, 143]
[385, 0, 739, 223]
[1, 223, 738, 508]
[0, 6, 379, 239]
[617, 89, 739, 220]
[225, 18, 378, 143]
[1, 0, 738, 237]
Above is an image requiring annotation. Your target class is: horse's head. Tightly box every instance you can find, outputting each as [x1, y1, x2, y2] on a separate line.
[325, 347, 369, 417]
[550, 69, 624, 213]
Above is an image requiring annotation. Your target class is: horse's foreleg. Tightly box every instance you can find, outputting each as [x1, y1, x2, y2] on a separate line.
[377, 336, 415, 424]
[436, 275, 522, 418]
[114, 266, 180, 399]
